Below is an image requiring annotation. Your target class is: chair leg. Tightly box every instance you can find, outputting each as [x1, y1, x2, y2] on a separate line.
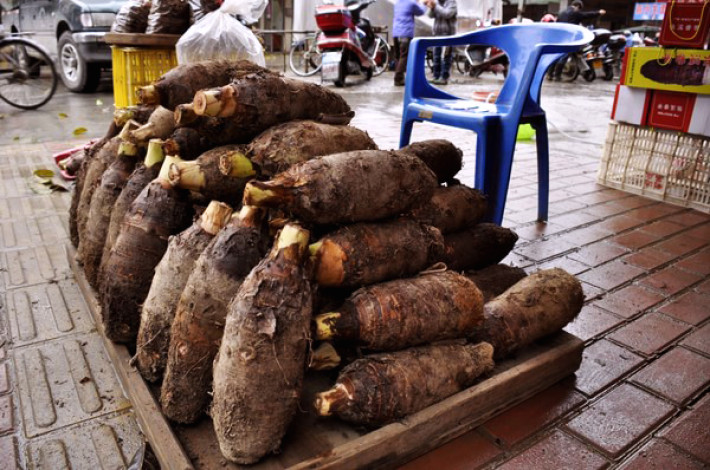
[532, 118, 549, 222]
[399, 119, 415, 148]
[486, 126, 516, 226]
[474, 129, 488, 192]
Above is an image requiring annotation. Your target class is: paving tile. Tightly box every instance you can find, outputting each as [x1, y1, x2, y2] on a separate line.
[618, 439, 706, 470]
[513, 222, 565, 242]
[581, 201, 628, 219]
[661, 394, 710, 463]
[399, 429, 502, 470]
[681, 323, 710, 355]
[568, 242, 629, 267]
[593, 285, 666, 319]
[665, 210, 710, 227]
[0, 363, 8, 394]
[514, 238, 577, 262]
[595, 214, 645, 234]
[581, 282, 605, 302]
[0, 244, 72, 289]
[496, 430, 609, 470]
[13, 334, 132, 438]
[676, 248, 710, 276]
[625, 204, 684, 222]
[565, 383, 675, 459]
[655, 233, 708, 257]
[684, 222, 710, 241]
[25, 411, 143, 470]
[575, 190, 625, 205]
[574, 340, 644, 397]
[0, 394, 13, 434]
[609, 230, 659, 251]
[0, 436, 18, 470]
[608, 313, 691, 356]
[549, 212, 601, 230]
[638, 267, 703, 297]
[697, 279, 710, 295]
[622, 247, 677, 270]
[564, 305, 624, 342]
[561, 225, 614, 247]
[537, 256, 590, 276]
[482, 378, 585, 447]
[611, 196, 656, 211]
[657, 292, 710, 326]
[630, 347, 710, 405]
[577, 260, 645, 291]
[638, 220, 687, 238]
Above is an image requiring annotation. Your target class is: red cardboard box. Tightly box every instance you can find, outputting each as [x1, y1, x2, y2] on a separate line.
[660, 0, 710, 49]
[648, 90, 710, 136]
[611, 84, 652, 126]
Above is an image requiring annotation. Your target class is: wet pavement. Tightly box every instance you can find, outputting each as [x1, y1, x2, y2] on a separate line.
[0, 65, 708, 469]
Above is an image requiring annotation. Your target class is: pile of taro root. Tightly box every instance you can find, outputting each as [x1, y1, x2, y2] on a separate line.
[69, 59, 584, 465]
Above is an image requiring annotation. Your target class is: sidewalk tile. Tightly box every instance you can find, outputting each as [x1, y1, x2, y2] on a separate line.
[630, 347, 710, 405]
[562, 226, 613, 247]
[697, 279, 710, 294]
[0, 363, 8, 394]
[681, 323, 710, 355]
[564, 306, 624, 342]
[537, 256, 590, 276]
[513, 222, 565, 242]
[0, 394, 13, 434]
[482, 378, 585, 447]
[514, 238, 577, 262]
[496, 430, 609, 470]
[0, 244, 72, 289]
[684, 222, 710, 241]
[626, 204, 683, 222]
[657, 292, 710, 326]
[565, 383, 675, 459]
[574, 340, 644, 397]
[618, 439, 706, 470]
[399, 429, 501, 470]
[638, 220, 686, 238]
[595, 214, 645, 234]
[593, 285, 665, 319]
[609, 230, 658, 250]
[638, 267, 702, 297]
[675, 248, 710, 276]
[549, 212, 600, 230]
[0, 436, 18, 470]
[582, 201, 628, 218]
[608, 313, 691, 356]
[655, 233, 707, 257]
[665, 211, 710, 227]
[577, 260, 645, 291]
[611, 196, 655, 211]
[661, 394, 710, 463]
[623, 247, 677, 270]
[568, 243, 629, 267]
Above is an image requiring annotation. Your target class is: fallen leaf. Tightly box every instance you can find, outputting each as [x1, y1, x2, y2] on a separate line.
[73, 127, 88, 136]
[96, 99, 103, 106]
[58, 112, 68, 118]
[13, 136, 19, 141]
[34, 168, 55, 179]
[0, 114, 5, 119]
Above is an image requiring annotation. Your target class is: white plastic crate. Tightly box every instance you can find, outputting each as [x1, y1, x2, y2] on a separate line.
[597, 122, 710, 213]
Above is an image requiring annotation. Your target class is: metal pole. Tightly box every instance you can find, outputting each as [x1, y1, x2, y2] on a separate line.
[517, 0, 524, 22]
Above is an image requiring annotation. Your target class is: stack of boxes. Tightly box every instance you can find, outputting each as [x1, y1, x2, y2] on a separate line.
[599, 0, 710, 213]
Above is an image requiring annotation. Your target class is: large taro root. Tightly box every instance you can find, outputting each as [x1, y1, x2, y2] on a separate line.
[160, 206, 270, 423]
[212, 224, 313, 464]
[315, 270, 484, 351]
[398, 139, 463, 184]
[471, 268, 584, 359]
[247, 120, 378, 176]
[134, 201, 233, 383]
[465, 264, 528, 303]
[406, 184, 487, 234]
[315, 341, 494, 426]
[243, 146, 439, 225]
[311, 219, 444, 288]
[441, 223, 519, 271]
[138, 60, 274, 110]
[101, 173, 193, 343]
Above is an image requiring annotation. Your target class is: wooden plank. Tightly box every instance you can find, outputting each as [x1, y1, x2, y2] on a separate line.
[105, 33, 181, 47]
[66, 244, 194, 470]
[68, 242, 583, 469]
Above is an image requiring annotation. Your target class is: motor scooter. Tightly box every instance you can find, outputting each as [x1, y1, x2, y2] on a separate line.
[315, 0, 377, 87]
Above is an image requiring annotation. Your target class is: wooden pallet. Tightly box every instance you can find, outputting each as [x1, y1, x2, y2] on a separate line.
[68, 244, 583, 470]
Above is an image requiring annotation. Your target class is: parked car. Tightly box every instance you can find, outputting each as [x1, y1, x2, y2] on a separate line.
[1, 0, 125, 92]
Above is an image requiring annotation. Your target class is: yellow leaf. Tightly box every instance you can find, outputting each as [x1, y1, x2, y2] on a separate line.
[58, 112, 68, 118]
[34, 169, 55, 179]
[13, 136, 19, 141]
[96, 99, 104, 106]
[73, 127, 88, 136]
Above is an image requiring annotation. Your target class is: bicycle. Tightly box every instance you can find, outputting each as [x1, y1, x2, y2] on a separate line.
[289, 33, 323, 77]
[0, 26, 58, 110]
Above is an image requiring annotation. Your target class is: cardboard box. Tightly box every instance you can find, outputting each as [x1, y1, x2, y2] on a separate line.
[621, 47, 710, 95]
[659, 0, 710, 49]
[611, 84, 652, 126]
[648, 90, 710, 136]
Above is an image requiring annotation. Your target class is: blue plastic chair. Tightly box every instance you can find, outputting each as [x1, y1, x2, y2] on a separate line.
[399, 24, 594, 224]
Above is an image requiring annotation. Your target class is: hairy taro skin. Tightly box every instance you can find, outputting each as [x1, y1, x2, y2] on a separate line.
[406, 184, 488, 234]
[212, 242, 313, 464]
[159, 218, 270, 423]
[442, 223, 519, 271]
[331, 342, 494, 426]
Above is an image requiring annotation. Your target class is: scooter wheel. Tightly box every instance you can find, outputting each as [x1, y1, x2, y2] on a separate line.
[582, 69, 595, 82]
[602, 64, 614, 81]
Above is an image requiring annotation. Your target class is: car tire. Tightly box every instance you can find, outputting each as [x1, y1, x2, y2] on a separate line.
[58, 32, 101, 92]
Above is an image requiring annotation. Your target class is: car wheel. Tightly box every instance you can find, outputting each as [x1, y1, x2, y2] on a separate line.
[58, 32, 101, 92]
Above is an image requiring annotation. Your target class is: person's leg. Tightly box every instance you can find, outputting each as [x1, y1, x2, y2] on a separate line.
[433, 45, 443, 80]
[442, 45, 453, 81]
[394, 37, 411, 85]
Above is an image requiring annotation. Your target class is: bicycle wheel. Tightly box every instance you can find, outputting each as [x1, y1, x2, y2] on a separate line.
[0, 39, 57, 110]
[288, 37, 322, 77]
[371, 37, 389, 77]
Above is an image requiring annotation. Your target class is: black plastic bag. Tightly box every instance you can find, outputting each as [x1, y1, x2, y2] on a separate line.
[146, 0, 192, 34]
[111, 0, 152, 33]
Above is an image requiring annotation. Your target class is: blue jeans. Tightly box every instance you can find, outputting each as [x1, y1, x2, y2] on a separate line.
[433, 46, 453, 80]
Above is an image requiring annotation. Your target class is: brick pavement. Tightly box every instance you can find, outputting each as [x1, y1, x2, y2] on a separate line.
[0, 72, 708, 468]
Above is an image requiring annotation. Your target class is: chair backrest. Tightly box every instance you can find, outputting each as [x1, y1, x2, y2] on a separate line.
[406, 24, 593, 122]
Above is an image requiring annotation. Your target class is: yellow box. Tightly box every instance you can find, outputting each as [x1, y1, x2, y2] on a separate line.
[622, 47, 710, 95]
[111, 46, 177, 107]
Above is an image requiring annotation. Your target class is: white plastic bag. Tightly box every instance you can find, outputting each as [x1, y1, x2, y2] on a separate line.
[176, 0, 267, 66]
